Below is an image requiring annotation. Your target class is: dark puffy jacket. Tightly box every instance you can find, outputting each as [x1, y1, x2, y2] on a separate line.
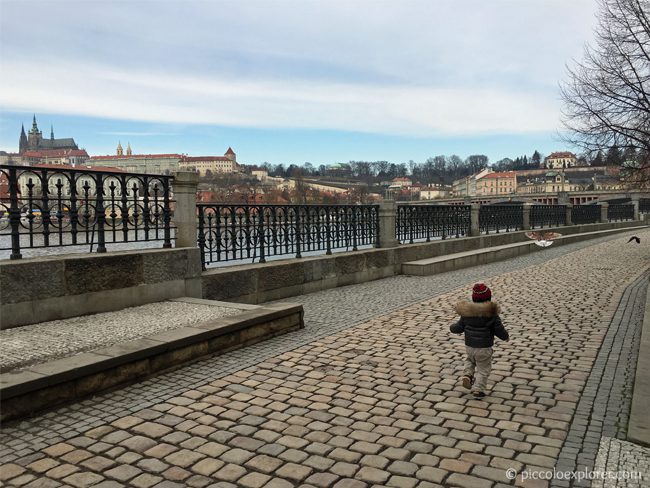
[450, 301, 509, 348]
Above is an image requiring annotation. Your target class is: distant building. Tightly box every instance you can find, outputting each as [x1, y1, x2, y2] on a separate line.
[517, 171, 589, 194]
[19, 115, 79, 154]
[21, 149, 89, 166]
[179, 148, 238, 176]
[89, 143, 182, 174]
[251, 168, 269, 180]
[419, 184, 451, 200]
[475, 171, 517, 196]
[452, 168, 492, 197]
[388, 177, 413, 189]
[544, 152, 577, 169]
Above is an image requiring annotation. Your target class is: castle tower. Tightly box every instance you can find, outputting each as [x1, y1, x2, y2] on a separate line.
[19, 124, 27, 154]
[117, 141, 124, 156]
[126, 142, 132, 156]
[27, 114, 42, 150]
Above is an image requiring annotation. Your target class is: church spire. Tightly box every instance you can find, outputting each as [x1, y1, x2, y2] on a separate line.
[50, 125, 54, 141]
[19, 124, 27, 154]
[117, 141, 124, 156]
[126, 142, 132, 156]
[32, 114, 38, 132]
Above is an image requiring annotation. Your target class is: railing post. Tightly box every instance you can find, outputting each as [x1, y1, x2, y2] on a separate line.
[599, 202, 609, 223]
[522, 203, 532, 230]
[565, 203, 573, 227]
[172, 171, 199, 248]
[95, 173, 107, 253]
[470, 204, 480, 237]
[378, 200, 399, 248]
[632, 200, 640, 221]
[8, 166, 22, 259]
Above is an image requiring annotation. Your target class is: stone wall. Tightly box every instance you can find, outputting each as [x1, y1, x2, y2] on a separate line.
[1, 248, 202, 329]
[202, 221, 643, 304]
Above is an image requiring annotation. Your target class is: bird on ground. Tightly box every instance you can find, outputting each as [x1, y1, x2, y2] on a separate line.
[525, 231, 562, 247]
[628, 236, 641, 243]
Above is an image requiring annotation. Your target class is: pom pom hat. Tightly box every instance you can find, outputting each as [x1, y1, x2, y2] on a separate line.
[472, 283, 491, 302]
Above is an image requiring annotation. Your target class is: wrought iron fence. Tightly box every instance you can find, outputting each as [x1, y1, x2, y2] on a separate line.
[571, 204, 601, 225]
[608, 203, 634, 221]
[396, 205, 470, 243]
[0, 165, 173, 259]
[639, 198, 650, 214]
[530, 204, 565, 229]
[197, 204, 379, 267]
[478, 204, 523, 234]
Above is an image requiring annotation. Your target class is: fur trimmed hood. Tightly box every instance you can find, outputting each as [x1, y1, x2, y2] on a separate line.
[455, 300, 500, 318]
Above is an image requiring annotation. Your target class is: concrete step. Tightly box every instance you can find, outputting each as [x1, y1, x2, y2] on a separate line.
[402, 225, 647, 276]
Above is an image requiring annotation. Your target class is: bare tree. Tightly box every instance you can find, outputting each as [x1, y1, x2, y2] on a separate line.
[560, 0, 650, 184]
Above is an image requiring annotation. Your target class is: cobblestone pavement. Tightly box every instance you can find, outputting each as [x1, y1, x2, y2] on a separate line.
[1, 302, 244, 372]
[551, 273, 649, 488]
[0, 229, 649, 488]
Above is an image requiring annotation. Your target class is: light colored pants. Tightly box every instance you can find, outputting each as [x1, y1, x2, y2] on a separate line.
[464, 346, 493, 393]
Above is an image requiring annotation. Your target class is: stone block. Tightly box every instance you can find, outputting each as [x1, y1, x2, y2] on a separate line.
[202, 268, 257, 301]
[334, 254, 365, 275]
[257, 262, 304, 291]
[150, 343, 209, 372]
[0, 259, 66, 304]
[64, 254, 143, 295]
[75, 360, 149, 396]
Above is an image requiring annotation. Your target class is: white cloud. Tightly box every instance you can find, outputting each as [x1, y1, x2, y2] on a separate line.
[0, 58, 560, 136]
[0, 0, 598, 138]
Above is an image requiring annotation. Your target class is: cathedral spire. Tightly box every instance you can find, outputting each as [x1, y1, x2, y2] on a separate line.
[50, 125, 54, 141]
[117, 141, 124, 156]
[19, 124, 27, 154]
[126, 142, 132, 156]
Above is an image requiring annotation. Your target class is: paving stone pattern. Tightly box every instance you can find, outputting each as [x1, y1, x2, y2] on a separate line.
[0, 229, 649, 488]
[1, 302, 244, 372]
[551, 273, 648, 488]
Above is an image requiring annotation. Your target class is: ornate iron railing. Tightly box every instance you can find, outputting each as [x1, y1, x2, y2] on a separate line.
[0, 165, 173, 259]
[478, 204, 523, 234]
[608, 203, 634, 221]
[396, 205, 470, 243]
[530, 204, 565, 229]
[197, 204, 379, 267]
[639, 198, 650, 214]
[571, 204, 601, 225]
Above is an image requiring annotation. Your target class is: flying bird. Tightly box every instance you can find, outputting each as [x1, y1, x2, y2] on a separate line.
[525, 231, 562, 247]
[628, 236, 641, 244]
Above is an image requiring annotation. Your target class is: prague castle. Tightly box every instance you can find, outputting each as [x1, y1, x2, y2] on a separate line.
[19, 115, 79, 154]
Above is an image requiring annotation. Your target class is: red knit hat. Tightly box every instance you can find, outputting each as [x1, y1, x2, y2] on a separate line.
[472, 283, 492, 302]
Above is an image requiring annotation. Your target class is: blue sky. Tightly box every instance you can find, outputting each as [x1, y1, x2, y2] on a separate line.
[0, 0, 598, 166]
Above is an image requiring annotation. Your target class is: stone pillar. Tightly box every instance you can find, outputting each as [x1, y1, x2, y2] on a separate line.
[378, 200, 400, 248]
[172, 171, 199, 248]
[522, 203, 532, 230]
[565, 203, 573, 227]
[470, 204, 480, 237]
[633, 201, 640, 221]
[599, 202, 609, 223]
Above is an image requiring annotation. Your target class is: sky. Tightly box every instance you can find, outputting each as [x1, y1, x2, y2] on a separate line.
[0, 0, 599, 166]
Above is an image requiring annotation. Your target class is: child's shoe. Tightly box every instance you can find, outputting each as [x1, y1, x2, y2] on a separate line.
[472, 390, 485, 398]
[461, 375, 473, 389]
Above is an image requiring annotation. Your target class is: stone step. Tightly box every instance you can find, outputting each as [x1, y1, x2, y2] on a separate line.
[402, 226, 647, 276]
[0, 298, 303, 421]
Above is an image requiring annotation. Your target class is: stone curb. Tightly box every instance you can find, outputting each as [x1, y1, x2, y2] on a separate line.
[629, 275, 650, 447]
[0, 300, 304, 421]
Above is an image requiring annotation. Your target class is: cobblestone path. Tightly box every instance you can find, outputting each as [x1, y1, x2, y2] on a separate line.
[1, 229, 649, 487]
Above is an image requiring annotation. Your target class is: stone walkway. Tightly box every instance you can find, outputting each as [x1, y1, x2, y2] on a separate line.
[1, 229, 649, 487]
